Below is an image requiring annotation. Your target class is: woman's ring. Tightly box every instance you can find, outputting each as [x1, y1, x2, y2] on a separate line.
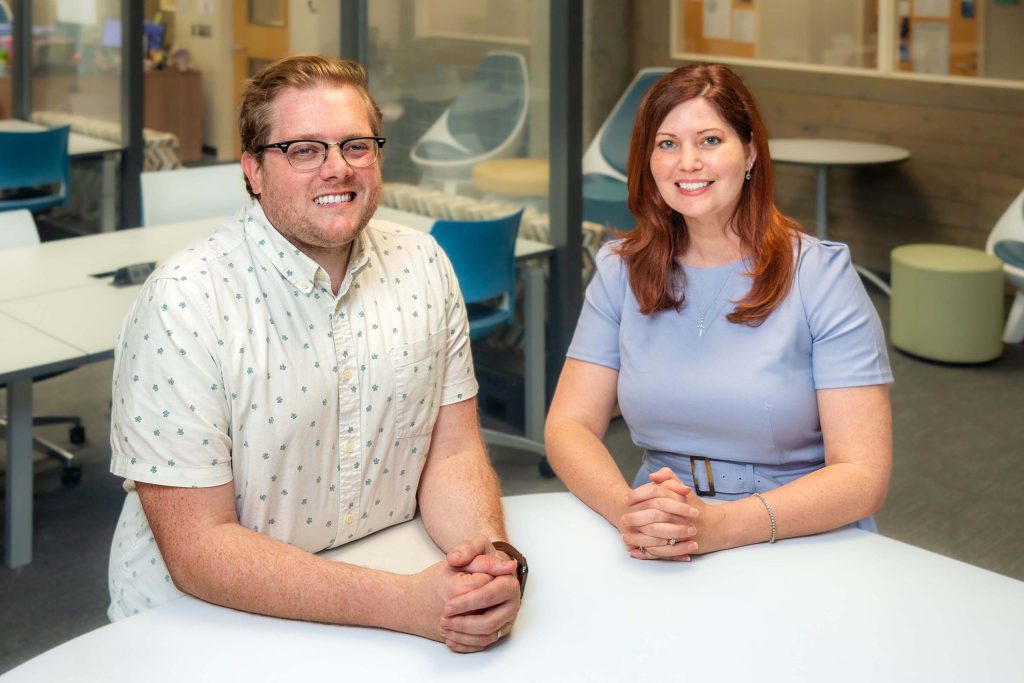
[668, 538, 677, 546]
[638, 545, 646, 554]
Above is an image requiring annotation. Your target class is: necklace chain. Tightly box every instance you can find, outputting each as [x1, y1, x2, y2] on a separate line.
[692, 271, 733, 337]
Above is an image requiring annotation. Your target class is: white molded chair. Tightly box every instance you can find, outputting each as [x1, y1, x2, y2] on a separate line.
[0, 208, 41, 248]
[410, 51, 529, 189]
[0, 209, 84, 484]
[141, 163, 252, 227]
[986, 189, 1024, 343]
[581, 68, 670, 232]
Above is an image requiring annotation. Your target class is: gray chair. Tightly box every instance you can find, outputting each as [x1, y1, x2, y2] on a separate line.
[0, 209, 83, 484]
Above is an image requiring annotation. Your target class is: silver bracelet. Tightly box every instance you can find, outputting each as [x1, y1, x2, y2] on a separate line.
[751, 492, 777, 544]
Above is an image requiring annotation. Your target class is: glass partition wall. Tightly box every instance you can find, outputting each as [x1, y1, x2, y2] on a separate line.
[367, 0, 549, 205]
[366, 0, 554, 432]
[29, 0, 123, 124]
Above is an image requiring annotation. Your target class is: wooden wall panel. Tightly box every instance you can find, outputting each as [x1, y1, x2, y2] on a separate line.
[630, 1, 1024, 275]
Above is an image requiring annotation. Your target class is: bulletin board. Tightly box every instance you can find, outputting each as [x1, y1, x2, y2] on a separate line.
[676, 0, 757, 59]
[899, 0, 979, 76]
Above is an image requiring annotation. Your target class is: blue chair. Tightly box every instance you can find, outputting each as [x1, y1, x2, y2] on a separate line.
[0, 125, 71, 214]
[430, 210, 523, 340]
[581, 68, 670, 232]
[431, 209, 553, 475]
[410, 52, 529, 189]
[0, 209, 84, 485]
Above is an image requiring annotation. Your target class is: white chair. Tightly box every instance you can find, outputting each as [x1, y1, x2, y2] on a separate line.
[985, 188, 1024, 343]
[410, 51, 529, 190]
[141, 163, 252, 226]
[581, 68, 670, 232]
[0, 208, 41, 248]
[0, 209, 84, 484]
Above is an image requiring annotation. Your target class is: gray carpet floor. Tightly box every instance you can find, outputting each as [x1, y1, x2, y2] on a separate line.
[2, 288, 1023, 674]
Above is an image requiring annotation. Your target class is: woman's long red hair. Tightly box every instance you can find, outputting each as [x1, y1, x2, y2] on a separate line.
[618, 63, 800, 325]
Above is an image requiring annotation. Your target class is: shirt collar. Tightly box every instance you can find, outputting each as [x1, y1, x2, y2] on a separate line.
[242, 201, 372, 297]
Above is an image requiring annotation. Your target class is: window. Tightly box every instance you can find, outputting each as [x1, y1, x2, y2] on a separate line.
[672, 0, 1024, 85]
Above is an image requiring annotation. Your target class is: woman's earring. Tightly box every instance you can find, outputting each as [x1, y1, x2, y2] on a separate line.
[745, 169, 752, 181]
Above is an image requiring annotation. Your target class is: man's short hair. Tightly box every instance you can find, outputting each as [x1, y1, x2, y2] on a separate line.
[238, 54, 383, 196]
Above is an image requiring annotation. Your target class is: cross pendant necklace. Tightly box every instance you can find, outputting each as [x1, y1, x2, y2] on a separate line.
[692, 271, 733, 338]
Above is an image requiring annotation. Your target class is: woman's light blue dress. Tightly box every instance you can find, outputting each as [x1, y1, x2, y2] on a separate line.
[567, 236, 893, 530]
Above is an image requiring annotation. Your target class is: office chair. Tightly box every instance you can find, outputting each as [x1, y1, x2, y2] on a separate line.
[581, 68, 670, 233]
[141, 163, 252, 226]
[430, 210, 523, 341]
[410, 51, 529, 191]
[0, 125, 71, 215]
[431, 210, 554, 477]
[986, 188, 1024, 343]
[0, 209, 83, 485]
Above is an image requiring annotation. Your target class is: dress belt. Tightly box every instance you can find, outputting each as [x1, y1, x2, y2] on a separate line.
[641, 450, 822, 497]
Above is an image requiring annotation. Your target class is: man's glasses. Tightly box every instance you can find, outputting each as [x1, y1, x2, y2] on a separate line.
[257, 136, 386, 171]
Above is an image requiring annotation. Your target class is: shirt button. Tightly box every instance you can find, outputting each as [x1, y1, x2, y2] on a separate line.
[344, 513, 354, 525]
[342, 369, 353, 381]
[346, 442, 354, 453]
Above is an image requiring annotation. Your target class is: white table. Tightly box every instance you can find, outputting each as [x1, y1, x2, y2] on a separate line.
[1, 212, 554, 568]
[769, 139, 910, 296]
[0, 118, 123, 232]
[4, 492, 1023, 682]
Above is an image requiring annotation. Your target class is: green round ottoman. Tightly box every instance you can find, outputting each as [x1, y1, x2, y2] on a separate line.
[890, 244, 1004, 363]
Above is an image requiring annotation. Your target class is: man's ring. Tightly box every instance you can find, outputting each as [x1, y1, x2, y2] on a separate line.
[668, 538, 677, 546]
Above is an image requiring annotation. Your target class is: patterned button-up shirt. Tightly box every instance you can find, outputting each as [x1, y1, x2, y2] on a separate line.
[108, 202, 476, 619]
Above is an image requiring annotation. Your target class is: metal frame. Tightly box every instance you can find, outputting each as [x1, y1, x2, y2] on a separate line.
[10, 0, 30, 120]
[340, 0, 368, 65]
[120, 1, 144, 228]
[547, 0, 584, 397]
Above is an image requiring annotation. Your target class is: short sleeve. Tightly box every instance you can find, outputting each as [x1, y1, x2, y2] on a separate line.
[566, 242, 628, 370]
[110, 276, 233, 487]
[797, 240, 894, 389]
[434, 241, 479, 406]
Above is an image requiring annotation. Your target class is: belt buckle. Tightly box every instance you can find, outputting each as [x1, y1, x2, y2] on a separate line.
[689, 456, 716, 497]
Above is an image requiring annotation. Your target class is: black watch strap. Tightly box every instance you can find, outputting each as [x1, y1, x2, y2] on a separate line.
[492, 540, 528, 599]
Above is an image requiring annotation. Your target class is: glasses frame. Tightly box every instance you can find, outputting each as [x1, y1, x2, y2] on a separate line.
[257, 136, 387, 170]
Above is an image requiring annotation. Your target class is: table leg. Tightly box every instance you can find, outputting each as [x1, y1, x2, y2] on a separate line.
[814, 164, 892, 297]
[4, 377, 33, 568]
[100, 152, 118, 232]
[814, 165, 829, 241]
[854, 265, 892, 297]
[480, 264, 546, 458]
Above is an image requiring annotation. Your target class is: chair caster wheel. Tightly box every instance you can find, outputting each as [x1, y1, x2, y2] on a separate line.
[70, 425, 86, 444]
[538, 457, 556, 479]
[61, 466, 82, 486]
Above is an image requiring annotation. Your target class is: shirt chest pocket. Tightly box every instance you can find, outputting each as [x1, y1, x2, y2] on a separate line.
[388, 329, 446, 438]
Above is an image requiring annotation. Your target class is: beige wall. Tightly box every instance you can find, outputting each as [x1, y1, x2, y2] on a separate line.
[633, 2, 1024, 275]
[172, 2, 234, 160]
[289, 0, 340, 56]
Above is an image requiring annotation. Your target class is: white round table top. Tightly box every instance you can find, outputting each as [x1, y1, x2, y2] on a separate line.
[769, 138, 910, 167]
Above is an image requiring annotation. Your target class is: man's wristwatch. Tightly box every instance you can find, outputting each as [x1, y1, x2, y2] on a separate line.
[492, 541, 528, 599]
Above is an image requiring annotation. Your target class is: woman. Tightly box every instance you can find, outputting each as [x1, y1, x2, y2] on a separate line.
[545, 64, 893, 560]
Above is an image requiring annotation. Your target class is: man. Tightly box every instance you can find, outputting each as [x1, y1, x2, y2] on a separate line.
[107, 55, 524, 653]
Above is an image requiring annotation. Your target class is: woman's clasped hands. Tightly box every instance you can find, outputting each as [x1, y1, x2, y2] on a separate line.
[620, 467, 720, 561]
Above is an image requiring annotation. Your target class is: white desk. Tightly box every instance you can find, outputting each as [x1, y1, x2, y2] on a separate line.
[769, 139, 910, 296]
[0, 118, 123, 232]
[1, 212, 554, 568]
[4, 492, 1023, 682]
